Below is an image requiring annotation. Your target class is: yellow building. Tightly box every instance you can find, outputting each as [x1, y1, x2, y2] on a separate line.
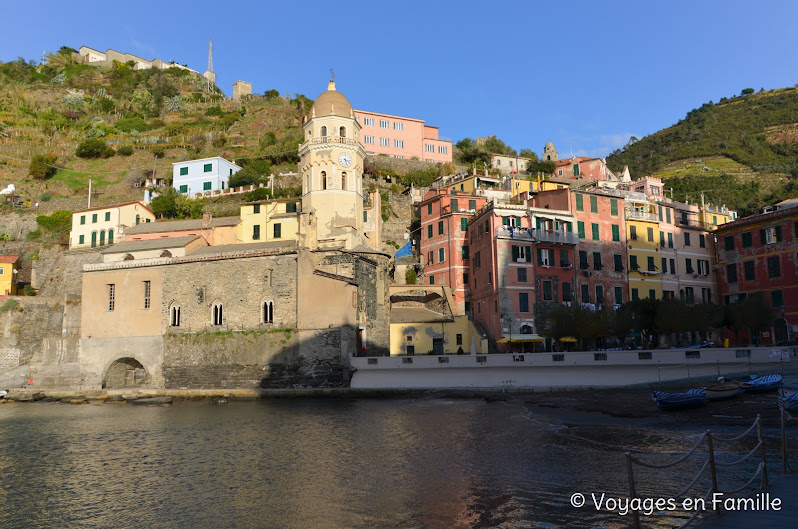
[238, 199, 301, 244]
[0, 255, 20, 296]
[625, 197, 662, 300]
[70, 201, 156, 249]
[698, 205, 735, 229]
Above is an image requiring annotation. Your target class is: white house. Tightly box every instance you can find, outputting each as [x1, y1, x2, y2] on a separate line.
[172, 157, 242, 197]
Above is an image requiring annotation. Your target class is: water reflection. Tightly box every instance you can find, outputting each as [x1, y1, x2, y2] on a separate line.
[0, 398, 755, 529]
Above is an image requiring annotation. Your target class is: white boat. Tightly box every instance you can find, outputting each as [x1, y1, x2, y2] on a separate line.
[700, 381, 743, 400]
[0, 390, 7, 399]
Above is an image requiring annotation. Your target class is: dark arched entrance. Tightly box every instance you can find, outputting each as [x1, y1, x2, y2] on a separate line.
[103, 357, 147, 388]
[773, 318, 788, 344]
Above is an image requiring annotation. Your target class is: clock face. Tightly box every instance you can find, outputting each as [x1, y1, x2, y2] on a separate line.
[338, 152, 352, 168]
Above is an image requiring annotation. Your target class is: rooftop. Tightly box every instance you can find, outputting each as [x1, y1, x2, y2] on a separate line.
[73, 200, 153, 215]
[101, 235, 203, 254]
[124, 216, 240, 234]
[0, 255, 20, 264]
[390, 307, 453, 324]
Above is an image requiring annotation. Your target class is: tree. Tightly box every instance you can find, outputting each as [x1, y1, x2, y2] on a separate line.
[482, 135, 517, 156]
[29, 154, 58, 179]
[741, 88, 755, 96]
[454, 138, 492, 166]
[519, 149, 539, 160]
[76, 139, 110, 158]
[230, 159, 272, 187]
[724, 296, 774, 345]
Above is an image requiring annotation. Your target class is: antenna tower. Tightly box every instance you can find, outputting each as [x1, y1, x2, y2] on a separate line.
[204, 39, 216, 90]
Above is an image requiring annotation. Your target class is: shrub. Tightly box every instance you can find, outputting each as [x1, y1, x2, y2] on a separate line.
[152, 146, 166, 158]
[103, 146, 116, 158]
[26, 229, 41, 241]
[115, 116, 148, 133]
[76, 138, 109, 158]
[117, 145, 134, 156]
[245, 187, 272, 201]
[29, 154, 58, 179]
[36, 211, 71, 239]
[39, 192, 51, 202]
[405, 268, 417, 285]
[0, 299, 20, 313]
[23, 285, 37, 296]
[0, 231, 12, 241]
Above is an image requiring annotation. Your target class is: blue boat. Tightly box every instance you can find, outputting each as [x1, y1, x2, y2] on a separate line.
[741, 374, 783, 393]
[778, 390, 798, 413]
[652, 390, 708, 410]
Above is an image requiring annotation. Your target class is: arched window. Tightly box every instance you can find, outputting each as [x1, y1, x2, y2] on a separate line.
[321, 170, 327, 190]
[99, 230, 105, 246]
[520, 325, 533, 334]
[170, 304, 181, 327]
[212, 301, 223, 326]
[341, 171, 347, 190]
[108, 229, 114, 245]
[262, 300, 274, 324]
[136, 215, 141, 225]
[321, 126, 327, 137]
[123, 254, 134, 261]
[91, 231, 97, 248]
[160, 250, 172, 258]
[339, 126, 346, 138]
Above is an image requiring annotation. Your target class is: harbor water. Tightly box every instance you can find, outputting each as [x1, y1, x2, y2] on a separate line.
[0, 397, 766, 528]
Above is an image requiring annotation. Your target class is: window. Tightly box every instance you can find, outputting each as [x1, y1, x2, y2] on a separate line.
[562, 282, 572, 302]
[212, 302, 223, 326]
[92, 213, 98, 223]
[460, 217, 468, 232]
[286, 202, 298, 213]
[739, 232, 752, 248]
[91, 231, 97, 248]
[581, 284, 589, 302]
[658, 206, 663, 221]
[630, 255, 639, 271]
[579, 251, 589, 269]
[263, 300, 274, 324]
[648, 256, 655, 271]
[632, 288, 639, 300]
[339, 126, 347, 137]
[180, 167, 188, 176]
[439, 247, 445, 263]
[589, 195, 598, 213]
[136, 215, 140, 225]
[427, 225, 433, 238]
[394, 139, 404, 148]
[364, 135, 375, 144]
[610, 199, 618, 216]
[450, 198, 459, 212]
[698, 260, 709, 276]
[560, 249, 570, 267]
[170, 304, 181, 327]
[702, 288, 712, 304]
[427, 203, 433, 216]
[727, 263, 738, 283]
[629, 225, 637, 240]
[666, 208, 671, 223]
[614, 286, 623, 304]
[577, 221, 585, 239]
[649, 289, 656, 300]
[573, 164, 580, 176]
[660, 232, 665, 247]
[438, 221, 444, 235]
[595, 285, 604, 304]
[253, 225, 261, 240]
[474, 251, 480, 269]
[667, 232, 673, 248]
[511, 246, 529, 263]
[725, 236, 735, 251]
[203, 181, 212, 191]
[179, 185, 188, 193]
[772, 290, 784, 308]
[519, 293, 529, 312]
[379, 119, 389, 128]
[439, 146, 449, 154]
[543, 281, 553, 301]
[425, 144, 434, 153]
[104, 212, 111, 222]
[321, 126, 327, 137]
[575, 194, 584, 211]
[699, 234, 706, 248]
[364, 211, 368, 223]
[80, 215, 86, 225]
[364, 117, 374, 126]
[518, 268, 527, 282]
[761, 226, 783, 245]
[463, 272, 469, 285]
[647, 227, 654, 242]
[204, 163, 213, 173]
[393, 122, 404, 131]
[79, 235, 85, 245]
[685, 258, 694, 274]
[99, 230, 105, 246]
[143, 281, 151, 309]
[661, 257, 668, 274]
[612, 224, 620, 241]
[107, 284, 115, 311]
[468, 200, 476, 210]
[684, 232, 691, 246]
[537, 247, 554, 266]
[380, 137, 389, 147]
[428, 251, 434, 265]
[593, 252, 602, 270]
[592, 223, 599, 240]
[614, 254, 623, 272]
[488, 271, 492, 284]
[768, 256, 781, 278]
[341, 172, 347, 190]
[685, 287, 695, 304]
[274, 223, 282, 238]
[253, 204, 260, 214]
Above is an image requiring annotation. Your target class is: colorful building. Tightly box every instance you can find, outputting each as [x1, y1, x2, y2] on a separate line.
[121, 214, 240, 246]
[70, 201, 155, 249]
[715, 201, 798, 344]
[554, 156, 618, 182]
[491, 154, 533, 175]
[419, 188, 487, 313]
[0, 255, 20, 296]
[172, 156, 241, 198]
[238, 199, 302, 245]
[625, 192, 662, 300]
[353, 110, 452, 163]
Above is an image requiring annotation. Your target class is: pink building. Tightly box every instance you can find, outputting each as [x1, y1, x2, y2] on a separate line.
[419, 189, 487, 314]
[553, 156, 618, 181]
[354, 110, 452, 163]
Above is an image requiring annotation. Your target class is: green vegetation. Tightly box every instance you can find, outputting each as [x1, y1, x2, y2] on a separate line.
[29, 154, 58, 179]
[34, 210, 71, 244]
[230, 159, 272, 187]
[405, 268, 417, 284]
[0, 299, 20, 313]
[76, 139, 113, 158]
[23, 285, 37, 296]
[149, 187, 203, 219]
[117, 145, 134, 156]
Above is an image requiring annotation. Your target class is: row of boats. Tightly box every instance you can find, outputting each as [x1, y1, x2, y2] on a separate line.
[651, 374, 798, 411]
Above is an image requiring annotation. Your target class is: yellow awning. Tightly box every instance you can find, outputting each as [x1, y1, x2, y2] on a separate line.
[559, 336, 578, 343]
[499, 333, 545, 343]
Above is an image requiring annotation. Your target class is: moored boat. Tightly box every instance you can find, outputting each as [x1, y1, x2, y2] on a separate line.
[652, 390, 708, 410]
[699, 381, 743, 400]
[741, 374, 783, 393]
[778, 390, 798, 413]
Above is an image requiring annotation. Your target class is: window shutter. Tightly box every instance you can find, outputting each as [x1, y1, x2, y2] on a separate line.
[760, 229, 767, 245]
[503, 217, 509, 226]
[536, 218, 541, 229]
[548, 249, 555, 265]
[512, 245, 519, 262]
[528, 246, 533, 262]
[775, 225, 782, 242]
[537, 247, 542, 264]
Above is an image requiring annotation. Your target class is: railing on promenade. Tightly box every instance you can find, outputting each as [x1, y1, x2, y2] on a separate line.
[626, 415, 768, 529]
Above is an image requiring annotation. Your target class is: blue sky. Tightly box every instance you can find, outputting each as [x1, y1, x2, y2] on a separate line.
[3, 1, 798, 159]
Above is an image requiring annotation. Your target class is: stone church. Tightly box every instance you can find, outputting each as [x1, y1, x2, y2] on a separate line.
[78, 80, 391, 390]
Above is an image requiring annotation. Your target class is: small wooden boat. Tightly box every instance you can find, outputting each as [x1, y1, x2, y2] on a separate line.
[778, 390, 798, 413]
[652, 390, 708, 410]
[699, 381, 743, 400]
[741, 374, 783, 393]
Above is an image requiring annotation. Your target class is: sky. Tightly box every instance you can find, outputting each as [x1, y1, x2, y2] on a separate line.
[3, 0, 798, 159]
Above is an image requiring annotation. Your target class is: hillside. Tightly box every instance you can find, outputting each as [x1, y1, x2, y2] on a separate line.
[606, 86, 798, 214]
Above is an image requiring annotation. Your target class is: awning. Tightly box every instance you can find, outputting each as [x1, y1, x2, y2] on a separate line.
[499, 333, 545, 343]
[558, 336, 578, 343]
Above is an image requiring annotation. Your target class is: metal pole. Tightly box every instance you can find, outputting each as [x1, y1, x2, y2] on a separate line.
[707, 430, 720, 516]
[757, 414, 768, 486]
[626, 452, 641, 529]
[782, 409, 788, 475]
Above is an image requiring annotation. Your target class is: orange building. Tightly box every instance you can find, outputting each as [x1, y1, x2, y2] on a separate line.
[354, 110, 452, 163]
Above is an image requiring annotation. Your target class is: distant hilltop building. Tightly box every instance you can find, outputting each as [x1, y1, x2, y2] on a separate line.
[77, 46, 203, 79]
[233, 80, 252, 100]
[353, 110, 452, 163]
[172, 156, 242, 197]
[542, 141, 558, 162]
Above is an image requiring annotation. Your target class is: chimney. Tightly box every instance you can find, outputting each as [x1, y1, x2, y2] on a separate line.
[202, 212, 212, 228]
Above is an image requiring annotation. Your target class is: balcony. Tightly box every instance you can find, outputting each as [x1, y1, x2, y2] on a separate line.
[536, 229, 579, 245]
[625, 209, 658, 222]
[300, 136, 360, 149]
[496, 225, 534, 240]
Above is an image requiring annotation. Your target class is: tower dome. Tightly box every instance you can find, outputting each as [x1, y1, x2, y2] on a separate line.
[310, 80, 353, 118]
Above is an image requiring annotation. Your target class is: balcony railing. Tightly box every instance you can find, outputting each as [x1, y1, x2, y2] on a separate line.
[495, 226, 579, 245]
[625, 209, 659, 222]
[301, 136, 360, 148]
